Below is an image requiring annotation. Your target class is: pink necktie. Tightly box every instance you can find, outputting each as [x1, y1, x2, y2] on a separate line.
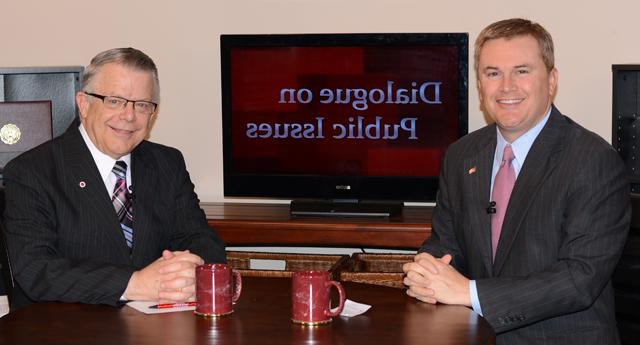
[491, 145, 515, 261]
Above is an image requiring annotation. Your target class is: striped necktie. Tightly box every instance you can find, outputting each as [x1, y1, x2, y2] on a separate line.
[111, 161, 133, 248]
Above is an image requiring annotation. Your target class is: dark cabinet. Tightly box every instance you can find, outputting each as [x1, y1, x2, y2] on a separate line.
[0, 66, 82, 138]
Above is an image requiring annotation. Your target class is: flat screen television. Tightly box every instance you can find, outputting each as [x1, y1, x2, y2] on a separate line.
[221, 33, 468, 216]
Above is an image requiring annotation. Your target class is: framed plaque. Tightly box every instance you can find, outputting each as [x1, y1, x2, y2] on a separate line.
[0, 101, 52, 171]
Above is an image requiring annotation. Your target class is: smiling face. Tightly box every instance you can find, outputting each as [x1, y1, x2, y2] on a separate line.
[477, 35, 557, 142]
[76, 63, 156, 159]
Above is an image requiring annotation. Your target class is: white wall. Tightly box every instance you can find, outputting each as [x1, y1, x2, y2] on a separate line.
[2, 0, 639, 202]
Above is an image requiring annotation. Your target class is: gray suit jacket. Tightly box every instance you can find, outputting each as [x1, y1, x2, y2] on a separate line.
[420, 106, 630, 345]
[3, 123, 226, 307]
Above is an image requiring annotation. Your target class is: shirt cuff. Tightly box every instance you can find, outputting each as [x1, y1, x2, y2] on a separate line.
[469, 280, 483, 316]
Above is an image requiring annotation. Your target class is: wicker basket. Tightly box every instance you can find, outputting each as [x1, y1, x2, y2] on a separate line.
[339, 253, 415, 289]
[226, 251, 349, 280]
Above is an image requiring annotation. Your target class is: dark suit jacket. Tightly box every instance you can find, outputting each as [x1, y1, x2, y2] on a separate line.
[420, 106, 630, 345]
[3, 123, 226, 308]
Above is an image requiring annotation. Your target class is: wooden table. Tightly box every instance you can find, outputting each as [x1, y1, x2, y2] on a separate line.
[0, 277, 495, 345]
[202, 202, 433, 249]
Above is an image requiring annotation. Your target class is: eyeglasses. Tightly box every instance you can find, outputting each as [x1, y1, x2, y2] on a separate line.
[84, 92, 157, 115]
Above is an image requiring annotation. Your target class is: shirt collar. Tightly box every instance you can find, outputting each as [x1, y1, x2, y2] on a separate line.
[79, 123, 131, 183]
[495, 106, 552, 169]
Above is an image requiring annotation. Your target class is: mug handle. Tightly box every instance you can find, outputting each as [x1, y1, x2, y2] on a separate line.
[232, 269, 242, 303]
[325, 280, 346, 317]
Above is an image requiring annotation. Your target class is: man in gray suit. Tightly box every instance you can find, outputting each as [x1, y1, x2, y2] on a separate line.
[403, 18, 630, 344]
[3, 48, 226, 309]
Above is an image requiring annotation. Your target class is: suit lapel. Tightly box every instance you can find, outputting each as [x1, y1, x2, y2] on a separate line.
[493, 107, 566, 274]
[465, 128, 497, 276]
[61, 125, 131, 260]
[130, 142, 158, 259]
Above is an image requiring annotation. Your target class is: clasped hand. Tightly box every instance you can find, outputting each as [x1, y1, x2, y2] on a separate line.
[124, 250, 204, 302]
[402, 252, 471, 307]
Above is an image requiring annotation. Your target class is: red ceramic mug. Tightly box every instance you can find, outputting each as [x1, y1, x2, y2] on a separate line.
[195, 264, 242, 317]
[291, 271, 346, 325]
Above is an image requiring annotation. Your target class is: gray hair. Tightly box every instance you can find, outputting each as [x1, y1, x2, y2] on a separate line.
[82, 47, 160, 102]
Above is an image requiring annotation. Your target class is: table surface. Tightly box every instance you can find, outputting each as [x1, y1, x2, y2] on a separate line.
[0, 277, 495, 345]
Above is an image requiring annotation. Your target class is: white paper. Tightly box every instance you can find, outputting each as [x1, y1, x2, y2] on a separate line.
[331, 299, 371, 317]
[126, 301, 195, 314]
[249, 259, 286, 270]
[0, 295, 9, 318]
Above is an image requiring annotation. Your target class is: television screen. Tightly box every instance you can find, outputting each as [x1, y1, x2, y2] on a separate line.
[221, 33, 468, 207]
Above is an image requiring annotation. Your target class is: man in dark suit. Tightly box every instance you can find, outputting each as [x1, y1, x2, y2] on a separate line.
[3, 48, 226, 309]
[403, 18, 630, 344]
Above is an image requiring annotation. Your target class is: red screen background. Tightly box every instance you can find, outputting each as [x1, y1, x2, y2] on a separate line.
[230, 45, 461, 177]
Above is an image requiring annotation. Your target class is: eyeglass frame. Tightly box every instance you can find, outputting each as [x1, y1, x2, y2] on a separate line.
[83, 92, 158, 115]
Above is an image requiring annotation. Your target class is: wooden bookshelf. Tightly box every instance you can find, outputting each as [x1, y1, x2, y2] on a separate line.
[202, 202, 432, 249]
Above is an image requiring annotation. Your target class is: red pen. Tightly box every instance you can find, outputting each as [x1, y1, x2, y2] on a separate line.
[149, 302, 197, 309]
